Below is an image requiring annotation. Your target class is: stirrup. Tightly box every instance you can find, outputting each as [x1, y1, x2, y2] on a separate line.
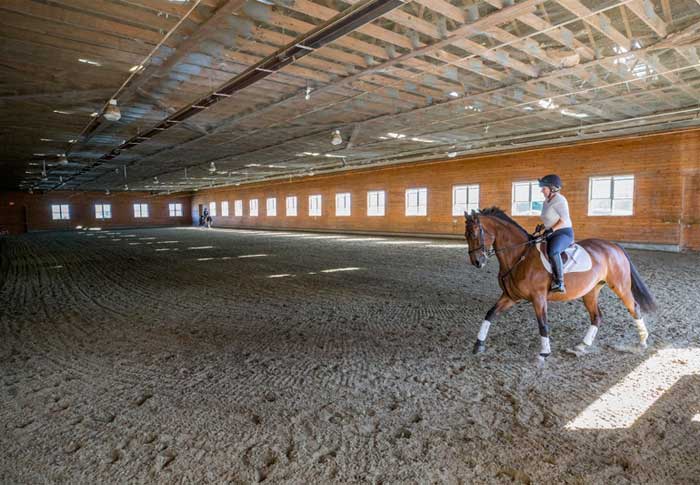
[550, 281, 566, 293]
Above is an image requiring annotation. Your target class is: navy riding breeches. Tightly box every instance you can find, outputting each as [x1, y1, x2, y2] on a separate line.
[547, 227, 574, 257]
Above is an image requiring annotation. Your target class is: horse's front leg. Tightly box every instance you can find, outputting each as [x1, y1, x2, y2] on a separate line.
[532, 296, 551, 365]
[473, 294, 516, 354]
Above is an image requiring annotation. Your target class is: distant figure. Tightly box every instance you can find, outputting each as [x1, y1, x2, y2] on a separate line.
[201, 207, 209, 228]
[205, 213, 213, 229]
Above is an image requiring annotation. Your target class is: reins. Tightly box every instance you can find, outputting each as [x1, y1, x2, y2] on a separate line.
[467, 216, 546, 300]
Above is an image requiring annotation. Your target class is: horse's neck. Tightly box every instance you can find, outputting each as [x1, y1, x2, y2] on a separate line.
[486, 218, 529, 270]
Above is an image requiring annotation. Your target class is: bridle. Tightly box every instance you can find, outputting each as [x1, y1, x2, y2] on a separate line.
[466, 215, 544, 300]
[466, 215, 541, 259]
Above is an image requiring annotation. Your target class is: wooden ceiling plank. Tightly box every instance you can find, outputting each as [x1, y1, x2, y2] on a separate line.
[1, 0, 171, 47]
[626, 0, 667, 38]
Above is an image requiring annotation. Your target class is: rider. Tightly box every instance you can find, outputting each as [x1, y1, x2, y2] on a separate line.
[538, 174, 573, 293]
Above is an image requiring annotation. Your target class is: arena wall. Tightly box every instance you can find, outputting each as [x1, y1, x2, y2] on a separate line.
[0, 191, 192, 234]
[192, 129, 700, 251]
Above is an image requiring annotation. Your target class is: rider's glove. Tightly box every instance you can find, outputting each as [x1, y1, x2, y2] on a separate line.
[544, 227, 554, 237]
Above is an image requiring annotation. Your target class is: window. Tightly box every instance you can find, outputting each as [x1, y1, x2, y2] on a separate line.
[133, 203, 149, 218]
[452, 184, 480, 216]
[266, 197, 277, 216]
[367, 190, 385, 216]
[209, 201, 217, 217]
[51, 204, 70, 220]
[95, 203, 112, 220]
[309, 194, 322, 216]
[286, 196, 297, 216]
[335, 192, 351, 216]
[512, 181, 544, 216]
[405, 188, 427, 216]
[221, 201, 229, 217]
[249, 199, 259, 217]
[234, 200, 243, 217]
[589, 175, 634, 216]
[169, 203, 183, 217]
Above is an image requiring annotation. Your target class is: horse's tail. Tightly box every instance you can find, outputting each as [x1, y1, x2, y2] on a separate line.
[619, 246, 657, 314]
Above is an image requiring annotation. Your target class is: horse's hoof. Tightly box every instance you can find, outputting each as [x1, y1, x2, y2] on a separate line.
[574, 343, 588, 354]
[472, 339, 486, 354]
[537, 353, 550, 368]
[639, 340, 648, 351]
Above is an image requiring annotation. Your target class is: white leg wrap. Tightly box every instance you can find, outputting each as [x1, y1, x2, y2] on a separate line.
[477, 320, 491, 341]
[635, 318, 648, 346]
[582, 325, 598, 347]
[540, 336, 551, 355]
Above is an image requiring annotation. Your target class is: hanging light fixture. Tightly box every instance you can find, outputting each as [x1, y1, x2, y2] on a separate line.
[28, 187, 34, 194]
[123, 184, 129, 191]
[57, 153, 69, 165]
[103, 99, 121, 121]
[41, 161, 48, 180]
[305, 86, 312, 100]
[153, 176, 159, 184]
[331, 129, 343, 146]
[105, 188, 110, 195]
[208, 162, 216, 172]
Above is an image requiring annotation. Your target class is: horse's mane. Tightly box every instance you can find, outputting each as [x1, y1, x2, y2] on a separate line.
[478, 207, 530, 238]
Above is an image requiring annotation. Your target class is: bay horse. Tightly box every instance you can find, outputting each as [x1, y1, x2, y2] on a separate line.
[464, 208, 657, 362]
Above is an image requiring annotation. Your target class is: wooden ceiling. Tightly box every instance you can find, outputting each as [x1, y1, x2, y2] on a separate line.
[2, 0, 700, 193]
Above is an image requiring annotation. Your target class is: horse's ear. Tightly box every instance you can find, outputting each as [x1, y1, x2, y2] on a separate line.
[464, 210, 469, 220]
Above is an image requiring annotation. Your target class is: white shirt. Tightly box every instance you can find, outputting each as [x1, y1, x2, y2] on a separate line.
[540, 193, 572, 230]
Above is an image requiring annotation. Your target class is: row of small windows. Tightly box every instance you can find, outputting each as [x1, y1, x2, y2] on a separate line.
[51, 203, 183, 220]
[49, 176, 634, 222]
[208, 175, 634, 219]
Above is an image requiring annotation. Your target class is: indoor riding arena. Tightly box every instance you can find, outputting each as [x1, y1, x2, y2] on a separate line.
[2, 1, 700, 484]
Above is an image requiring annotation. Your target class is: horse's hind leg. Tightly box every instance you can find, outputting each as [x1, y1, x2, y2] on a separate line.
[473, 293, 516, 354]
[574, 283, 604, 353]
[609, 277, 648, 348]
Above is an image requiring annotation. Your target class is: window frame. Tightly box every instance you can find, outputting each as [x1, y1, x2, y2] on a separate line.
[309, 194, 322, 217]
[95, 203, 112, 220]
[249, 199, 259, 217]
[511, 181, 544, 216]
[286, 196, 297, 217]
[209, 201, 217, 217]
[405, 187, 427, 216]
[335, 192, 351, 217]
[234, 200, 243, 217]
[51, 204, 70, 220]
[220, 201, 229, 217]
[367, 190, 386, 217]
[588, 175, 635, 216]
[452, 184, 480, 216]
[133, 203, 149, 218]
[266, 197, 277, 217]
[169, 203, 183, 217]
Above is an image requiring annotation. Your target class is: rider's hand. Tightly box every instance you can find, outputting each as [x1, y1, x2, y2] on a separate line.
[535, 224, 545, 234]
[544, 227, 554, 237]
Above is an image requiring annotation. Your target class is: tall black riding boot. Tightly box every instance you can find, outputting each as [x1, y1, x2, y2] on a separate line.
[549, 253, 566, 293]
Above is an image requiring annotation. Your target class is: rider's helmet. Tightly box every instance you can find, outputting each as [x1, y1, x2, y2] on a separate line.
[538, 174, 562, 192]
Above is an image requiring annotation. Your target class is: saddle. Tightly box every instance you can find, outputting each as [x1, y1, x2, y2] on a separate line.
[537, 241, 592, 274]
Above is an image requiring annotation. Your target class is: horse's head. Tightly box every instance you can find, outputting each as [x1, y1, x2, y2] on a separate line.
[464, 210, 493, 268]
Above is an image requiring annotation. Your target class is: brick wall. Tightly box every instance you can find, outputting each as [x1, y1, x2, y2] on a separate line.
[0, 191, 192, 233]
[192, 128, 700, 251]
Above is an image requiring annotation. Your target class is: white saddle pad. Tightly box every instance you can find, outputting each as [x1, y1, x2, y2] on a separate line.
[537, 243, 593, 274]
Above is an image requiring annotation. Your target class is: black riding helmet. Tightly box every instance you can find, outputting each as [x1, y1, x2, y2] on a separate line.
[538, 174, 562, 191]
